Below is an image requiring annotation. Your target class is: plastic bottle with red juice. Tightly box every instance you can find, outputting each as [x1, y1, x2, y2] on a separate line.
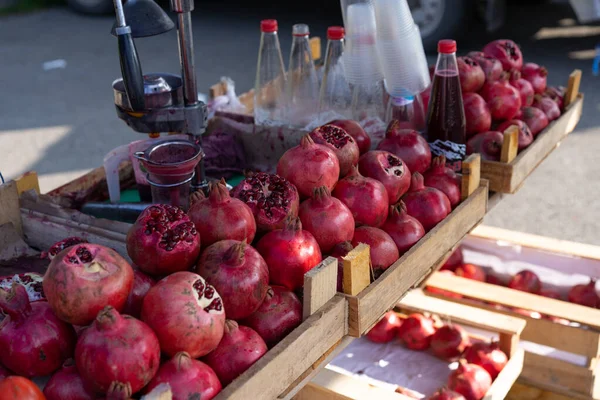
[426, 39, 466, 172]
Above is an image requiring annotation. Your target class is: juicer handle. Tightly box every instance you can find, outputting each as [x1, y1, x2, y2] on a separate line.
[117, 30, 145, 111]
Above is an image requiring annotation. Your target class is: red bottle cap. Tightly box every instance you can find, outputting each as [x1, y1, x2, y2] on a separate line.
[261, 19, 278, 33]
[327, 26, 345, 40]
[438, 39, 457, 54]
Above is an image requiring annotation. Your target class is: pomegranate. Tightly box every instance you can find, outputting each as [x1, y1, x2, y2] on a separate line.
[231, 172, 300, 232]
[256, 217, 322, 291]
[0, 272, 45, 302]
[298, 186, 355, 253]
[141, 272, 225, 357]
[144, 352, 222, 400]
[568, 279, 599, 308]
[424, 155, 462, 208]
[429, 387, 467, 400]
[44, 243, 134, 326]
[0, 376, 46, 400]
[366, 311, 402, 343]
[508, 270, 541, 294]
[377, 123, 432, 174]
[533, 94, 560, 121]
[126, 204, 200, 276]
[381, 202, 425, 255]
[544, 86, 565, 111]
[426, 270, 463, 298]
[203, 320, 268, 385]
[397, 313, 436, 350]
[330, 241, 354, 292]
[431, 324, 470, 359]
[329, 119, 371, 155]
[458, 56, 485, 93]
[122, 269, 155, 319]
[466, 131, 503, 161]
[482, 39, 523, 71]
[276, 135, 340, 198]
[518, 106, 549, 136]
[196, 240, 269, 320]
[466, 52, 503, 82]
[540, 288, 563, 300]
[402, 172, 451, 232]
[358, 150, 411, 204]
[352, 227, 399, 277]
[521, 62, 548, 94]
[486, 274, 505, 286]
[241, 285, 302, 348]
[463, 92, 491, 137]
[441, 247, 464, 272]
[509, 70, 534, 107]
[497, 120, 533, 151]
[448, 360, 492, 400]
[41, 237, 88, 260]
[106, 382, 132, 400]
[75, 306, 160, 395]
[44, 359, 93, 400]
[481, 74, 522, 121]
[0, 284, 75, 377]
[464, 341, 508, 379]
[309, 124, 360, 177]
[332, 167, 389, 227]
[188, 180, 256, 248]
[456, 264, 486, 282]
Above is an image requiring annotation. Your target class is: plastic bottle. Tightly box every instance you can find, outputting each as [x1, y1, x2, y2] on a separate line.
[319, 26, 351, 119]
[385, 95, 425, 132]
[426, 39, 466, 172]
[254, 19, 287, 126]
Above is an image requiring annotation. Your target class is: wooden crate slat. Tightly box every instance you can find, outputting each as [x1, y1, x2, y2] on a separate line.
[0, 181, 22, 237]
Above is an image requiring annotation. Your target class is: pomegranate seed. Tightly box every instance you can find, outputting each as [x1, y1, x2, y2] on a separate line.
[204, 298, 222, 312]
[204, 285, 215, 299]
[193, 279, 205, 295]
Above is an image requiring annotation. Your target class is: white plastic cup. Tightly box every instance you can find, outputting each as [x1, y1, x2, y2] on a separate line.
[373, 0, 414, 40]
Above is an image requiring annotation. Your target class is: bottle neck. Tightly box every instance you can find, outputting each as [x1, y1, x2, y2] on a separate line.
[434, 52, 458, 75]
[325, 39, 344, 62]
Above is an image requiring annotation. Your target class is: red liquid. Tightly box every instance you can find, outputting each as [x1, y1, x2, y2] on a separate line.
[426, 70, 466, 171]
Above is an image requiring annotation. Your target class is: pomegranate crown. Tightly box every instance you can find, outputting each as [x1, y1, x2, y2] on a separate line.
[208, 178, 231, 203]
[95, 306, 124, 331]
[223, 240, 247, 267]
[189, 189, 206, 206]
[174, 351, 193, 371]
[300, 134, 316, 148]
[283, 216, 303, 233]
[311, 186, 333, 204]
[224, 319, 240, 333]
[0, 283, 32, 319]
[431, 155, 447, 170]
[106, 381, 132, 400]
[390, 201, 408, 216]
[409, 172, 425, 192]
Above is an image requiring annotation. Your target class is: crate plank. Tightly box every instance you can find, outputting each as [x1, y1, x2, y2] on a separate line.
[342, 243, 370, 296]
[303, 257, 338, 321]
[0, 181, 22, 237]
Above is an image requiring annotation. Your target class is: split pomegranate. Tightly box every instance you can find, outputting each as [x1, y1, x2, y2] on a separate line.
[329, 119, 371, 155]
[497, 120, 533, 151]
[141, 271, 225, 357]
[241, 285, 302, 348]
[0, 272, 45, 302]
[540, 288, 563, 300]
[196, 240, 269, 320]
[42, 237, 88, 260]
[508, 270, 541, 294]
[448, 360, 492, 400]
[358, 150, 411, 204]
[44, 359, 93, 400]
[122, 269, 155, 319]
[144, 352, 222, 400]
[203, 321, 268, 385]
[464, 341, 508, 379]
[44, 243, 134, 325]
[402, 172, 451, 232]
[0, 376, 46, 400]
[330, 241, 354, 292]
[352, 227, 399, 278]
[428, 387, 467, 400]
[188, 179, 256, 248]
[455, 264, 486, 282]
[277, 135, 340, 198]
[309, 124, 360, 177]
[466, 52, 503, 82]
[533, 94, 561, 121]
[298, 186, 355, 253]
[482, 39, 523, 71]
[75, 306, 160, 395]
[256, 217, 322, 291]
[521, 62, 548, 94]
[544, 86, 565, 111]
[518, 106, 549, 136]
[0, 283, 76, 377]
[457, 56, 485, 93]
[377, 123, 432, 174]
[381, 202, 425, 256]
[463, 92, 491, 137]
[126, 204, 200, 276]
[426, 270, 463, 299]
[431, 324, 470, 359]
[466, 131, 503, 161]
[441, 247, 464, 272]
[231, 172, 300, 232]
[366, 311, 403, 343]
[509, 70, 534, 107]
[568, 279, 599, 308]
[397, 313, 437, 350]
[424, 155, 462, 208]
[481, 74, 522, 121]
[106, 382, 132, 400]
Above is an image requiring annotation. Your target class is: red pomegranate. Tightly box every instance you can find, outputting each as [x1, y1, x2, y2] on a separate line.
[463, 92, 491, 137]
[431, 324, 470, 359]
[75, 306, 160, 395]
[481, 74, 522, 121]
[533, 94, 561, 121]
[358, 150, 411, 204]
[518, 106, 549, 136]
[497, 120, 533, 151]
[381, 202, 425, 255]
[309, 124, 360, 177]
[241, 285, 302, 348]
[352, 226, 400, 277]
[397, 313, 437, 350]
[43, 359, 93, 400]
[256, 217, 322, 291]
[0, 272, 45, 303]
[144, 352, 222, 400]
[509, 70, 534, 107]
[0, 376, 46, 400]
[544, 86, 565, 111]
[366, 311, 403, 343]
[277, 135, 340, 198]
[329, 119, 371, 155]
[298, 186, 355, 253]
[330, 241, 354, 292]
[448, 360, 492, 400]
[441, 247, 464, 272]
[402, 172, 451, 232]
[196, 240, 269, 320]
[521, 62, 548, 94]
[466, 131, 503, 161]
[126, 204, 200, 276]
[43, 243, 133, 326]
[41, 237, 88, 260]
[188, 180, 256, 248]
[141, 272, 226, 357]
[458, 56, 485, 93]
[231, 172, 300, 232]
[464, 341, 508, 379]
[426, 270, 463, 299]
[106, 382, 132, 400]
[122, 269, 155, 319]
[203, 320, 268, 385]
[482, 39, 523, 71]
[0, 284, 75, 377]
[568, 279, 599, 308]
[377, 123, 432, 174]
[456, 264, 486, 282]
[429, 387, 467, 400]
[466, 51, 503, 82]
[423, 155, 462, 208]
[508, 270, 541, 294]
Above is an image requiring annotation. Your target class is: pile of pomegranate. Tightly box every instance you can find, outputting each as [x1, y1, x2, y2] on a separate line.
[366, 311, 508, 400]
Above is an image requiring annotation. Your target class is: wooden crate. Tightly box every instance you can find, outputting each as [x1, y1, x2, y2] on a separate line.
[295, 289, 526, 400]
[424, 225, 600, 399]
